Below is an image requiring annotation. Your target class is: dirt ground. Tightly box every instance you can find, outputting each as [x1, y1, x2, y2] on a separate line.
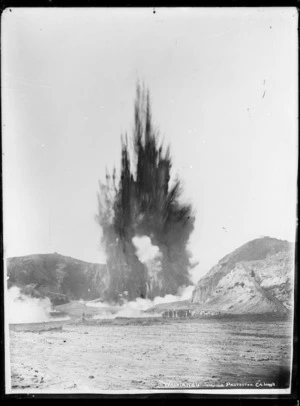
[8, 317, 292, 393]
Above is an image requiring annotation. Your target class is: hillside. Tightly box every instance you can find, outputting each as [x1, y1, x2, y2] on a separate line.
[149, 237, 295, 316]
[6, 237, 295, 314]
[7, 253, 109, 305]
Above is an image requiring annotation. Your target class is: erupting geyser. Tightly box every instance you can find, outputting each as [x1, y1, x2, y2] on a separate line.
[96, 84, 195, 302]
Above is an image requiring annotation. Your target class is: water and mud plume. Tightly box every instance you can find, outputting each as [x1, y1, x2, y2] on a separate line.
[96, 84, 195, 302]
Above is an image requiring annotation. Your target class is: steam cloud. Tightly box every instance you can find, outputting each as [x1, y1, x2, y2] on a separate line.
[132, 235, 163, 292]
[7, 286, 70, 324]
[88, 285, 194, 319]
[7, 286, 52, 324]
[132, 235, 162, 264]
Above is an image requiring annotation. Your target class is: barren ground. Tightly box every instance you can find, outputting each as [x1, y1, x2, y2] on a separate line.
[8, 316, 292, 393]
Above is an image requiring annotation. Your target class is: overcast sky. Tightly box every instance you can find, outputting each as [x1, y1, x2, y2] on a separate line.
[2, 8, 298, 281]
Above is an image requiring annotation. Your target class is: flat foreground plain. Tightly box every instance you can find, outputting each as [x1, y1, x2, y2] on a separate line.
[8, 316, 292, 393]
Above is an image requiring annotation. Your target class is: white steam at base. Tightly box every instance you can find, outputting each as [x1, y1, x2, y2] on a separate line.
[7, 236, 195, 323]
[7, 287, 69, 324]
[7, 287, 52, 324]
[85, 234, 195, 319]
[87, 284, 194, 319]
[6, 285, 195, 323]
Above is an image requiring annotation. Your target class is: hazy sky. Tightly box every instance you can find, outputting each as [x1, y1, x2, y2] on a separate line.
[2, 8, 298, 281]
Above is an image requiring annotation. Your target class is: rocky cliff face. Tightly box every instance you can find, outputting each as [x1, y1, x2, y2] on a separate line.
[7, 253, 109, 305]
[191, 237, 294, 314]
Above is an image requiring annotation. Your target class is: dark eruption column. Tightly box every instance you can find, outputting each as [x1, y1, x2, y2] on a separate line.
[96, 84, 195, 303]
